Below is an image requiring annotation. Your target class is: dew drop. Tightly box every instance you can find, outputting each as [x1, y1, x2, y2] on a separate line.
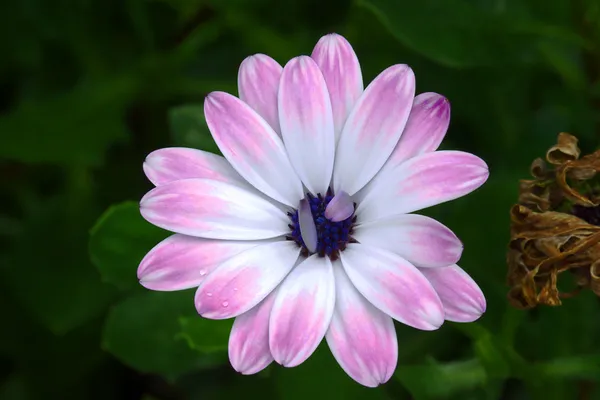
[222, 301, 229, 307]
[199, 269, 207, 276]
[233, 287, 238, 292]
[206, 292, 213, 297]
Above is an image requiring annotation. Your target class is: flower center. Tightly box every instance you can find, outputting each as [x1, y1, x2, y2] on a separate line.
[286, 190, 356, 260]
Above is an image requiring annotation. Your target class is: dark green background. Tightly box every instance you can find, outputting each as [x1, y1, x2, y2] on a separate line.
[1, 0, 600, 399]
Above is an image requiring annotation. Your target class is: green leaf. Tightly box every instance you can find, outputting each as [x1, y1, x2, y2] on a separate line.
[275, 344, 391, 400]
[178, 316, 233, 353]
[89, 202, 169, 291]
[2, 195, 117, 334]
[169, 104, 220, 153]
[102, 290, 207, 376]
[0, 76, 136, 166]
[395, 358, 487, 399]
[358, 0, 583, 68]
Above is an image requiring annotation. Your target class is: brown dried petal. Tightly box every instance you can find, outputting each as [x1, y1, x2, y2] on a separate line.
[546, 132, 580, 165]
[556, 151, 600, 206]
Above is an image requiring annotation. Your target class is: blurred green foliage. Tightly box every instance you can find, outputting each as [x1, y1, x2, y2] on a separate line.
[1, 0, 600, 398]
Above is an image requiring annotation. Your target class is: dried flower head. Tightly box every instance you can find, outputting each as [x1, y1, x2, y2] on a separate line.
[508, 132, 600, 309]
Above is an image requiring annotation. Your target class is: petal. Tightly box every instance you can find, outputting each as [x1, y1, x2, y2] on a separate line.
[137, 234, 261, 291]
[357, 151, 489, 222]
[326, 262, 397, 387]
[419, 265, 486, 323]
[143, 147, 245, 187]
[383, 93, 450, 171]
[238, 54, 283, 134]
[140, 178, 289, 240]
[205, 92, 303, 206]
[324, 191, 354, 222]
[333, 64, 416, 195]
[311, 33, 363, 143]
[269, 255, 335, 367]
[353, 214, 462, 268]
[278, 56, 335, 195]
[298, 198, 318, 253]
[228, 289, 278, 374]
[339, 244, 444, 330]
[195, 241, 300, 319]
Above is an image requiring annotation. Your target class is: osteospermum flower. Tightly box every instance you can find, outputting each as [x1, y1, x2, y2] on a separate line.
[138, 33, 488, 387]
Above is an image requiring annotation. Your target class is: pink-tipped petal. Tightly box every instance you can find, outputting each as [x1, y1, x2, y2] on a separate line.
[353, 214, 462, 268]
[419, 265, 486, 323]
[269, 255, 335, 367]
[278, 56, 335, 195]
[340, 244, 444, 331]
[324, 191, 354, 222]
[138, 234, 261, 291]
[195, 241, 299, 319]
[357, 151, 489, 222]
[143, 148, 246, 187]
[238, 54, 283, 134]
[205, 92, 303, 206]
[326, 262, 397, 387]
[333, 64, 416, 195]
[228, 289, 278, 374]
[140, 179, 289, 240]
[384, 93, 450, 170]
[298, 198, 318, 253]
[311, 33, 363, 143]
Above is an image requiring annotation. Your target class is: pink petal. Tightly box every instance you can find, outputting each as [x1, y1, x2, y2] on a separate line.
[324, 191, 354, 222]
[278, 56, 335, 195]
[333, 64, 415, 196]
[143, 147, 246, 187]
[140, 178, 289, 240]
[238, 54, 283, 135]
[353, 214, 462, 268]
[137, 234, 261, 291]
[357, 151, 489, 222]
[383, 92, 450, 171]
[269, 255, 335, 367]
[195, 241, 299, 319]
[228, 289, 278, 374]
[326, 262, 397, 387]
[205, 92, 303, 207]
[340, 244, 444, 331]
[311, 33, 363, 143]
[419, 264, 486, 323]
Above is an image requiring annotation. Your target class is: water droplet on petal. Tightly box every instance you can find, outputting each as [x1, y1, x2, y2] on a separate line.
[206, 292, 213, 297]
[233, 287, 238, 291]
[199, 269, 207, 276]
[222, 301, 229, 307]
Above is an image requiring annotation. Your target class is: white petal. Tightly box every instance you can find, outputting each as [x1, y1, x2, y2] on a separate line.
[333, 65, 415, 195]
[339, 244, 444, 330]
[228, 289, 277, 374]
[195, 241, 300, 319]
[326, 262, 397, 387]
[238, 54, 283, 135]
[138, 234, 261, 291]
[279, 56, 335, 195]
[143, 147, 245, 187]
[269, 255, 335, 367]
[205, 92, 303, 207]
[140, 178, 289, 240]
[353, 214, 463, 268]
[420, 265, 486, 323]
[357, 151, 489, 222]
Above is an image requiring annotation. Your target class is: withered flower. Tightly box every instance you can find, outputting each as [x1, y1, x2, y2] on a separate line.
[508, 132, 600, 309]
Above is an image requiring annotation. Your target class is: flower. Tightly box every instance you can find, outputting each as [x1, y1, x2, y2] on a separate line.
[508, 133, 600, 309]
[138, 33, 488, 387]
